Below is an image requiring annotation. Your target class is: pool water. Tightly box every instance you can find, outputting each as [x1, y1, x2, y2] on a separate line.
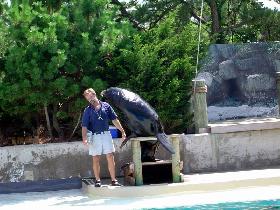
[1, 185, 280, 209]
[147, 199, 280, 209]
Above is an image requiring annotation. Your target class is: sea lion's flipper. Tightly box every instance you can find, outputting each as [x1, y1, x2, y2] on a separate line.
[120, 133, 137, 149]
[156, 133, 175, 154]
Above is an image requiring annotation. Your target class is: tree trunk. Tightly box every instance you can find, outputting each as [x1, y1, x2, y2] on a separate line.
[53, 104, 64, 141]
[208, 0, 224, 43]
[69, 111, 82, 140]
[44, 104, 54, 141]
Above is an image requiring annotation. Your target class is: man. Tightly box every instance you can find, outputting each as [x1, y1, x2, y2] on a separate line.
[82, 88, 126, 187]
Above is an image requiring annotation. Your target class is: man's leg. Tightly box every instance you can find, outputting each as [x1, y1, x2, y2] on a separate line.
[106, 153, 116, 181]
[103, 133, 121, 186]
[92, 155, 101, 181]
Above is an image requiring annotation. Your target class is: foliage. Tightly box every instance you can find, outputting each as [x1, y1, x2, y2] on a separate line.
[108, 12, 209, 133]
[1, 0, 279, 143]
[0, 0, 133, 140]
[122, 0, 280, 43]
[220, 0, 280, 42]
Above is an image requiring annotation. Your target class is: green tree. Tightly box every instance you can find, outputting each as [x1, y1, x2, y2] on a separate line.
[0, 0, 133, 141]
[114, 0, 280, 43]
[108, 12, 209, 133]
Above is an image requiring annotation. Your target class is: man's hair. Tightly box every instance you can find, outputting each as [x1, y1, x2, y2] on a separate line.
[83, 88, 96, 96]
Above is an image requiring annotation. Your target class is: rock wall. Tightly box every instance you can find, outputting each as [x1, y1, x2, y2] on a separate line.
[197, 43, 280, 106]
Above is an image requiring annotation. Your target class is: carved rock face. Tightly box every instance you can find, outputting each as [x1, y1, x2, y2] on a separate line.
[198, 43, 280, 106]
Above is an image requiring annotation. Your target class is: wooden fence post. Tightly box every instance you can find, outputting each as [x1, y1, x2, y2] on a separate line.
[192, 79, 208, 133]
[171, 134, 181, 183]
[131, 139, 143, 186]
[276, 72, 280, 117]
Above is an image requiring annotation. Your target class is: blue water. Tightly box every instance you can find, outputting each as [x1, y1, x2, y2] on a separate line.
[146, 199, 280, 210]
[1, 187, 280, 209]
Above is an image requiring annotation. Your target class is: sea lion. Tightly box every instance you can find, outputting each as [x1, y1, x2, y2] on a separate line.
[101, 87, 175, 161]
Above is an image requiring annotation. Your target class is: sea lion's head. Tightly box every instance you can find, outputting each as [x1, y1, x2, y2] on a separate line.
[101, 87, 123, 106]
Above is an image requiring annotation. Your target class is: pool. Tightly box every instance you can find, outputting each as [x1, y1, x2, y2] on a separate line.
[1, 185, 280, 210]
[147, 199, 280, 209]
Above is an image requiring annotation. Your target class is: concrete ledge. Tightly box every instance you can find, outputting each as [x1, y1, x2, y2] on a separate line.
[0, 177, 82, 194]
[209, 117, 280, 133]
[131, 137, 157, 141]
[1, 123, 280, 183]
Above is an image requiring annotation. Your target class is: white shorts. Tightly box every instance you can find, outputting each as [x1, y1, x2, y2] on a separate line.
[87, 131, 115, 156]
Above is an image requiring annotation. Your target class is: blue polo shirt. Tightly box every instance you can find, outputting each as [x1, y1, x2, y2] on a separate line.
[82, 101, 117, 133]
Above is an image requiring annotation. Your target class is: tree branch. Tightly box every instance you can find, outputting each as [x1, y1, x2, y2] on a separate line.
[69, 111, 82, 140]
[149, 3, 179, 28]
[110, 0, 144, 31]
[179, 0, 207, 24]
[44, 104, 54, 141]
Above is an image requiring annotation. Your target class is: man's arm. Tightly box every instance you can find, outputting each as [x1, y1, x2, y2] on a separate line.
[112, 119, 126, 141]
[82, 126, 88, 145]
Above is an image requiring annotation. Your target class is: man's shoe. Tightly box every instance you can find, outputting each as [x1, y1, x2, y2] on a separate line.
[111, 180, 122, 186]
[95, 180, 101, 187]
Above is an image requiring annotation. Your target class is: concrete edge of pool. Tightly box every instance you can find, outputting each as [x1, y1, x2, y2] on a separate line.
[0, 177, 82, 194]
[82, 168, 280, 198]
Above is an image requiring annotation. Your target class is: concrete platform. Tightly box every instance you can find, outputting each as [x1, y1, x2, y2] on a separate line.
[209, 117, 280, 133]
[82, 168, 280, 198]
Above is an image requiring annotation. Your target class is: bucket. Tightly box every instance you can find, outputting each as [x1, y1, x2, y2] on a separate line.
[109, 126, 119, 138]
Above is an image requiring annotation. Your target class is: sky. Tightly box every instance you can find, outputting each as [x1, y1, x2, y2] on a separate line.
[258, 0, 280, 10]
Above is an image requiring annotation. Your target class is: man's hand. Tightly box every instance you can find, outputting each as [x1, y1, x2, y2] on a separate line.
[121, 130, 126, 141]
[112, 119, 127, 142]
[83, 139, 88, 145]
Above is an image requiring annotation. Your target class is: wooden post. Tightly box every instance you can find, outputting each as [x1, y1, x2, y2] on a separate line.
[171, 134, 181, 183]
[131, 136, 181, 185]
[276, 72, 280, 117]
[192, 79, 208, 133]
[131, 139, 143, 186]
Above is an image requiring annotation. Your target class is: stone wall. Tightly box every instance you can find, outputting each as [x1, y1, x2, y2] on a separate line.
[0, 139, 171, 183]
[1, 126, 280, 183]
[181, 130, 280, 173]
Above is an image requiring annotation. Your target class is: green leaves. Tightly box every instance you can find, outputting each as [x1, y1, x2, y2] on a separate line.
[1, 0, 278, 137]
[81, 76, 106, 93]
[0, 0, 133, 138]
[108, 12, 204, 133]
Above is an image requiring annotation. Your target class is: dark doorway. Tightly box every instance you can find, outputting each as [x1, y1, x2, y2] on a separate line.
[142, 161, 173, 184]
[223, 78, 245, 103]
[225, 78, 240, 98]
